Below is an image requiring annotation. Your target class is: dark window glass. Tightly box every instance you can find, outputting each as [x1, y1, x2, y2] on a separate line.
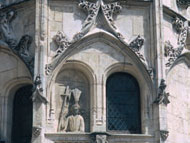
[11, 85, 33, 143]
[106, 72, 141, 133]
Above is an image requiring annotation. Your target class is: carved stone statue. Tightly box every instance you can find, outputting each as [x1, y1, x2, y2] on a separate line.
[57, 87, 85, 132]
[0, 10, 17, 48]
[63, 104, 85, 132]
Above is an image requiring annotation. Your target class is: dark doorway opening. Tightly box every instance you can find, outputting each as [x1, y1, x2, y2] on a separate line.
[11, 85, 33, 143]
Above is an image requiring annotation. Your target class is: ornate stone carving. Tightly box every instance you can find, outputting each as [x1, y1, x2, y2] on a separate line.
[129, 35, 145, 61]
[160, 130, 169, 141]
[57, 86, 85, 132]
[0, 10, 17, 48]
[164, 41, 183, 67]
[74, 0, 100, 41]
[154, 79, 170, 106]
[96, 135, 108, 143]
[172, 17, 184, 33]
[53, 31, 71, 58]
[101, 2, 122, 29]
[32, 126, 41, 141]
[32, 75, 48, 104]
[177, 0, 190, 8]
[47, 0, 149, 77]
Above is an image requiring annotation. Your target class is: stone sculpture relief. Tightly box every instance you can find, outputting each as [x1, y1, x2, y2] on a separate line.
[160, 130, 169, 141]
[46, 0, 150, 77]
[57, 86, 85, 132]
[0, 10, 17, 48]
[164, 41, 183, 67]
[0, 10, 34, 75]
[32, 75, 48, 104]
[154, 79, 170, 106]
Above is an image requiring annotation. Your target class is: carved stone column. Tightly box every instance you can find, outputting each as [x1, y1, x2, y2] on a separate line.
[33, 0, 49, 143]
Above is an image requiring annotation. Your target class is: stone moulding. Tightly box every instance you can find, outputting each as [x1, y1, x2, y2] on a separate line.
[160, 130, 169, 141]
[46, 0, 151, 77]
[32, 75, 48, 104]
[154, 79, 170, 106]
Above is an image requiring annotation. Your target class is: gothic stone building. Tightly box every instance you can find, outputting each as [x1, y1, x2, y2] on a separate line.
[0, 0, 190, 143]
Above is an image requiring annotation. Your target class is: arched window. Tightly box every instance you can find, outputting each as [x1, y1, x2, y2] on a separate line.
[106, 72, 141, 133]
[11, 85, 33, 143]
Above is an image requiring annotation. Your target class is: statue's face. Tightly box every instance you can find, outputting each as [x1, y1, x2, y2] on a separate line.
[73, 107, 79, 115]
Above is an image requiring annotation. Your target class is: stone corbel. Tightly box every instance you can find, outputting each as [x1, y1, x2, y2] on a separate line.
[154, 79, 170, 106]
[160, 130, 169, 142]
[96, 135, 108, 143]
[32, 75, 48, 104]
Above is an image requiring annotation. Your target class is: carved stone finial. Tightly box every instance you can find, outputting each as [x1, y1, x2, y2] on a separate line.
[154, 79, 170, 106]
[164, 41, 183, 67]
[96, 135, 108, 143]
[160, 130, 169, 141]
[32, 75, 48, 104]
[129, 35, 145, 61]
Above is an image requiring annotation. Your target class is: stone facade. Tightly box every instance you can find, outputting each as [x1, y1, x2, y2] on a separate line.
[0, 0, 190, 143]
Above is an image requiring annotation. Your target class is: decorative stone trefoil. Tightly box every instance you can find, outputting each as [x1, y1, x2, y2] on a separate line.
[154, 79, 170, 106]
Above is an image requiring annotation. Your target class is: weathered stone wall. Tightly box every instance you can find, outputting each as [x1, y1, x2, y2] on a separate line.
[166, 61, 190, 143]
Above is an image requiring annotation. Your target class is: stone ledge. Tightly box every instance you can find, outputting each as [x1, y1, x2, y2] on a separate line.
[45, 132, 154, 142]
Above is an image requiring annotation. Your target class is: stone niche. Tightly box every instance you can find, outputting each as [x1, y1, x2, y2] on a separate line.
[54, 68, 90, 133]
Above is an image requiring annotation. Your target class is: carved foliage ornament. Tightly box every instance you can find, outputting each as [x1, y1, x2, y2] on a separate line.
[164, 41, 183, 67]
[129, 35, 145, 61]
[32, 75, 48, 104]
[0, 10, 34, 75]
[154, 79, 170, 106]
[166, 17, 189, 67]
[47, 0, 149, 76]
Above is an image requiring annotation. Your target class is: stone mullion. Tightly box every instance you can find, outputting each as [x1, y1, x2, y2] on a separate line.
[153, 0, 168, 143]
[33, 0, 48, 143]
